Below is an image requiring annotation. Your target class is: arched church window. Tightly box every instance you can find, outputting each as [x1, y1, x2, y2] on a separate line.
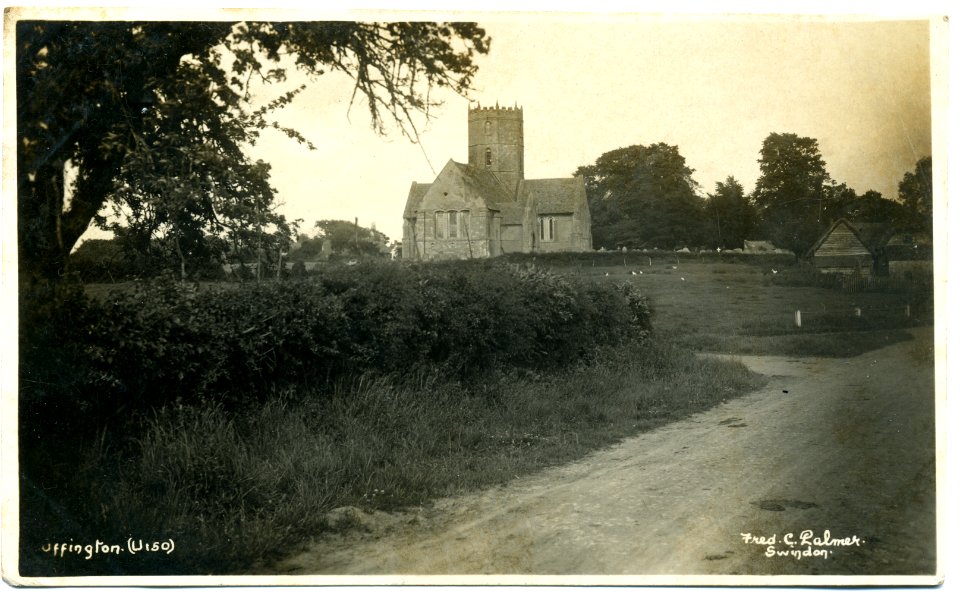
[448, 211, 459, 239]
[484, 148, 492, 167]
[538, 216, 556, 241]
[435, 211, 447, 238]
[484, 120, 492, 136]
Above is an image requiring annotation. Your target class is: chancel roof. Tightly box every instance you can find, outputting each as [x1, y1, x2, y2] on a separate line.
[520, 178, 586, 215]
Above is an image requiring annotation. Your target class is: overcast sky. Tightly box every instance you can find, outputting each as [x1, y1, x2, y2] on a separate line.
[239, 14, 933, 243]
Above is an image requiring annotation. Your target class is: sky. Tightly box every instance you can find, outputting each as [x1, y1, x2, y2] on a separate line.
[238, 13, 934, 244]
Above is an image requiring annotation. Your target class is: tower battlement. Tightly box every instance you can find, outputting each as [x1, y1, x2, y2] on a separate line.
[467, 101, 524, 190]
[469, 103, 523, 117]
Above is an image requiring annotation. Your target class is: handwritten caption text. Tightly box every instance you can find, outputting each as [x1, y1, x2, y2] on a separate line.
[41, 538, 175, 560]
[741, 529, 863, 560]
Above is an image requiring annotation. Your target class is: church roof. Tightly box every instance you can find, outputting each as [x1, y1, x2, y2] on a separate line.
[405, 163, 589, 231]
[520, 178, 586, 215]
[403, 182, 432, 218]
[494, 202, 526, 225]
[404, 161, 515, 218]
[449, 161, 514, 206]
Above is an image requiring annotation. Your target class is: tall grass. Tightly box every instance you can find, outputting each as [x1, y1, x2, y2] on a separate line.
[19, 339, 762, 575]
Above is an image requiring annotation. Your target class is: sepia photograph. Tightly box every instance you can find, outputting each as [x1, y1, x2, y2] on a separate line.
[1, 3, 950, 587]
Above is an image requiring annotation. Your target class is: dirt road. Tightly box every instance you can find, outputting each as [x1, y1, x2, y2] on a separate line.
[276, 328, 937, 578]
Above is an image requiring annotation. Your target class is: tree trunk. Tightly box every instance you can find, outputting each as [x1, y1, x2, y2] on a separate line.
[174, 236, 187, 283]
[18, 151, 122, 291]
[18, 161, 69, 291]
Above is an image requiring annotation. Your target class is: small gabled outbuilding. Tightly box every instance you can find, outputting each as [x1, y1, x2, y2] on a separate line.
[884, 230, 933, 280]
[806, 218, 894, 277]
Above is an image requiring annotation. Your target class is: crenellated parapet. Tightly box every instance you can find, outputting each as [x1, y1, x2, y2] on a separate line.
[469, 103, 523, 118]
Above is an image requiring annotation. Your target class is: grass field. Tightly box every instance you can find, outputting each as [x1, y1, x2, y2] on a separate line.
[558, 261, 926, 357]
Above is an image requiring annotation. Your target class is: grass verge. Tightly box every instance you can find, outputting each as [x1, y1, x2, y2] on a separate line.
[684, 329, 915, 358]
[19, 338, 763, 576]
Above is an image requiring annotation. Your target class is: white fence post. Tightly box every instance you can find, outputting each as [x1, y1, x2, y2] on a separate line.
[794, 310, 802, 328]
[905, 304, 911, 318]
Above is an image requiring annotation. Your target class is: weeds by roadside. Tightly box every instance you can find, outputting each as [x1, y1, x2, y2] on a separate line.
[19, 338, 762, 575]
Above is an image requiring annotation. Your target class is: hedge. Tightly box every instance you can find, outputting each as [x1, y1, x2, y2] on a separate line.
[20, 261, 652, 427]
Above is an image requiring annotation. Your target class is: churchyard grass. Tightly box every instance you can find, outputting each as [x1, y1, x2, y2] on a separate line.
[569, 260, 927, 357]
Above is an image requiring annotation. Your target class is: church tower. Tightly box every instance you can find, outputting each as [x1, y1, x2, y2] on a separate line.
[468, 104, 524, 194]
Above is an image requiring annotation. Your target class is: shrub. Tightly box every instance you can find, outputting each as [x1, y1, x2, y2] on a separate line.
[289, 261, 307, 278]
[20, 261, 653, 429]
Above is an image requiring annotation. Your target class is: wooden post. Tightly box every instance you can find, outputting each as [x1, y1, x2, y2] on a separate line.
[794, 310, 802, 328]
[905, 304, 911, 318]
[648, 256, 652, 267]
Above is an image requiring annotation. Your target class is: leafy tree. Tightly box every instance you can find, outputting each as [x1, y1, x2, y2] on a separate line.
[313, 219, 390, 257]
[830, 188, 910, 227]
[898, 156, 933, 233]
[575, 143, 704, 249]
[100, 57, 297, 281]
[17, 21, 490, 288]
[703, 176, 756, 250]
[287, 235, 326, 262]
[752, 132, 832, 256]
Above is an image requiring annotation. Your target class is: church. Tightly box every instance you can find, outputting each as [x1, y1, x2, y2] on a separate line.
[402, 104, 592, 260]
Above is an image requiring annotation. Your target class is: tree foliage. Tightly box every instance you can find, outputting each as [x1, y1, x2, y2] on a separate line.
[575, 143, 704, 249]
[830, 188, 911, 228]
[17, 20, 490, 287]
[101, 53, 298, 280]
[752, 132, 832, 256]
[703, 176, 756, 250]
[313, 219, 390, 257]
[898, 156, 933, 233]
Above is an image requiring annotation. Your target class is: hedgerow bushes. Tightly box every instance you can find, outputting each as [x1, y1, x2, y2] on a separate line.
[20, 261, 652, 428]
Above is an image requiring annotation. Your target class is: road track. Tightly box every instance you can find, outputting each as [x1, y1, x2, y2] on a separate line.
[276, 328, 937, 580]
